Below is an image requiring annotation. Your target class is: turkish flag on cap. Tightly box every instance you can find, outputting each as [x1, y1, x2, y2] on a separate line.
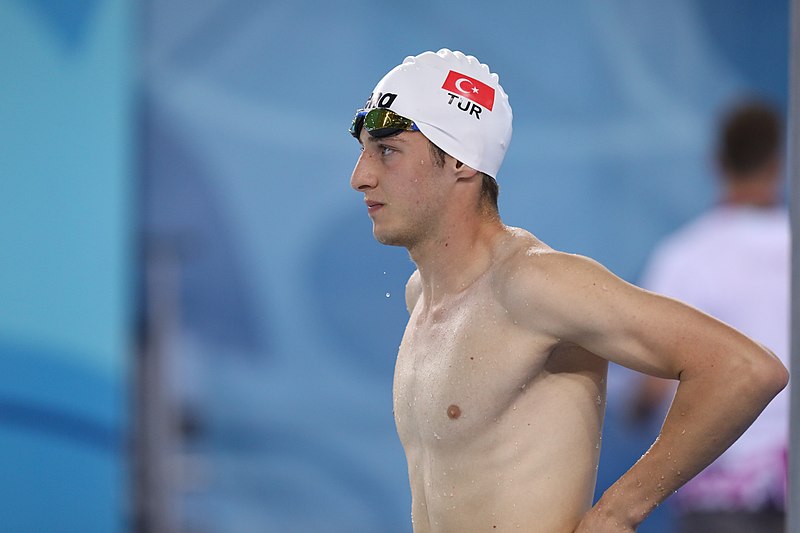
[442, 70, 495, 111]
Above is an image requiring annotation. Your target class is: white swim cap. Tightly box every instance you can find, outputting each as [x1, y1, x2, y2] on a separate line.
[359, 49, 513, 178]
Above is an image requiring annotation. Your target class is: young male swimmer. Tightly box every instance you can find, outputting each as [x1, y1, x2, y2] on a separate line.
[348, 49, 788, 532]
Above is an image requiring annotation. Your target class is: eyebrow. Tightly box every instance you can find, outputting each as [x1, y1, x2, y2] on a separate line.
[357, 131, 410, 147]
[366, 133, 407, 143]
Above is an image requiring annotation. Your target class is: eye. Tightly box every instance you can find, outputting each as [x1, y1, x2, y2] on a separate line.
[379, 144, 396, 156]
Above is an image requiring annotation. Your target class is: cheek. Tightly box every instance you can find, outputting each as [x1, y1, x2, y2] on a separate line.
[389, 160, 445, 208]
[392, 168, 427, 198]
[409, 174, 437, 204]
[410, 183, 448, 219]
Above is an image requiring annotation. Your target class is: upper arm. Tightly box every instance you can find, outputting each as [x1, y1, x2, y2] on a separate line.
[405, 270, 422, 316]
[504, 252, 776, 381]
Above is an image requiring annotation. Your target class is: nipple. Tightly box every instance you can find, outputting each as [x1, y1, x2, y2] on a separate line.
[447, 404, 461, 419]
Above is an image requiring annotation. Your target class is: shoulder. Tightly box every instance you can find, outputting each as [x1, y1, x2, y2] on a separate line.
[651, 206, 744, 260]
[493, 227, 609, 290]
[405, 269, 422, 315]
[496, 244, 613, 304]
[641, 208, 738, 290]
[492, 236, 638, 335]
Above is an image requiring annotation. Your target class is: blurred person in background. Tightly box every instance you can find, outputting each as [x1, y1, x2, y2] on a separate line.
[635, 100, 789, 533]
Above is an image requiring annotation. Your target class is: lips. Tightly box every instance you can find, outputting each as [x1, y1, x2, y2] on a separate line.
[365, 199, 384, 214]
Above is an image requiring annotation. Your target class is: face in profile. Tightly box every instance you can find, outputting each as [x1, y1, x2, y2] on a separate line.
[351, 129, 451, 249]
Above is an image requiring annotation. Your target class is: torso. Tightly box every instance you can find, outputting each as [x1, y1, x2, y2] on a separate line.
[393, 230, 607, 532]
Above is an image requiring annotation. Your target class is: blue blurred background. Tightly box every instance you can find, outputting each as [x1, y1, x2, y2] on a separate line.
[0, 0, 789, 532]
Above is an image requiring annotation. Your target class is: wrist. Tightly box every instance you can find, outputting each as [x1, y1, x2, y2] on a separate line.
[595, 483, 651, 529]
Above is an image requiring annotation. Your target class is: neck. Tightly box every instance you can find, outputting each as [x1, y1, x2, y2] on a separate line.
[720, 162, 781, 208]
[408, 213, 504, 306]
[722, 178, 780, 208]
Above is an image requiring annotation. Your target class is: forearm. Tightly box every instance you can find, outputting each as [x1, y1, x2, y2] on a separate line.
[594, 354, 787, 527]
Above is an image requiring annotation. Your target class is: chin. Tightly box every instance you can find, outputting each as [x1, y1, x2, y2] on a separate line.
[373, 226, 411, 248]
[374, 232, 405, 247]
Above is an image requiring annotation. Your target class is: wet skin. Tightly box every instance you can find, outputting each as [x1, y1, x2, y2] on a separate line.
[394, 232, 606, 532]
[350, 129, 788, 532]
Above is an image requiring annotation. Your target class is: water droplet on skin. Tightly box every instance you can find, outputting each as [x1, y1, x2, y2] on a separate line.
[433, 432, 441, 440]
[512, 404, 517, 410]
[596, 395, 602, 405]
[681, 429, 686, 435]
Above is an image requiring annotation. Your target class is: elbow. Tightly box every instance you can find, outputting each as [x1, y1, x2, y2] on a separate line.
[768, 358, 790, 395]
[750, 346, 789, 399]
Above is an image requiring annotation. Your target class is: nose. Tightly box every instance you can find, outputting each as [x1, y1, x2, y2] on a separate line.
[350, 151, 378, 192]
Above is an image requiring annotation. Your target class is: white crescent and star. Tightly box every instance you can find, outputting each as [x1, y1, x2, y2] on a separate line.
[455, 77, 480, 94]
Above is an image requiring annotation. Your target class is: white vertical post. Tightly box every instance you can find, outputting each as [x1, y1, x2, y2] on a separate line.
[788, 0, 800, 532]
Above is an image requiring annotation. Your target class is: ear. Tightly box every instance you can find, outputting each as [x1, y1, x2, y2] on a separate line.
[452, 159, 480, 182]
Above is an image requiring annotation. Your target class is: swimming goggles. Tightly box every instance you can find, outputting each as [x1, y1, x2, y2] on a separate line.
[350, 108, 420, 139]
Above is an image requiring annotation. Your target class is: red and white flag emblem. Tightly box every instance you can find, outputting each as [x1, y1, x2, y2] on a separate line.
[441, 70, 495, 111]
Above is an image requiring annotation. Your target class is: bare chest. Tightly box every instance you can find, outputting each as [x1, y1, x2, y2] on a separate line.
[393, 298, 554, 448]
